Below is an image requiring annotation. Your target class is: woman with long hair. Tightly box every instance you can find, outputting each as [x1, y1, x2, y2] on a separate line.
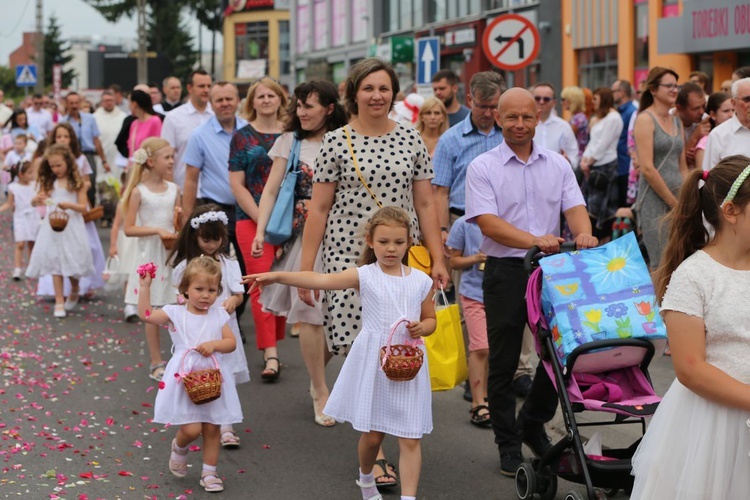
[127, 89, 162, 163]
[633, 67, 688, 269]
[252, 80, 347, 425]
[228, 77, 288, 381]
[415, 96, 449, 158]
[561, 86, 589, 157]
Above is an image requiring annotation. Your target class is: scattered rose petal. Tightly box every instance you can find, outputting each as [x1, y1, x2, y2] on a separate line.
[117, 470, 133, 476]
[158, 381, 165, 390]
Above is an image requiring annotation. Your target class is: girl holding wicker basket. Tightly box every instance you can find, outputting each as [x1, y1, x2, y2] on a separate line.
[243, 206, 435, 500]
[138, 256, 242, 493]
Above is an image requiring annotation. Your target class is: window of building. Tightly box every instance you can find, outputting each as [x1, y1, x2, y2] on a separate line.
[427, 0, 481, 25]
[351, 0, 368, 42]
[279, 21, 290, 76]
[235, 21, 270, 76]
[296, 0, 310, 54]
[488, 0, 538, 10]
[313, 0, 328, 51]
[634, 1, 648, 83]
[577, 45, 618, 90]
[331, 0, 347, 46]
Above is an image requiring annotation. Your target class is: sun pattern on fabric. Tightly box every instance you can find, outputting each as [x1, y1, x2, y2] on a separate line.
[582, 236, 643, 294]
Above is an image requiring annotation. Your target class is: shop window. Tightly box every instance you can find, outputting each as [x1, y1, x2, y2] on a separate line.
[235, 21, 270, 77]
[577, 45, 618, 90]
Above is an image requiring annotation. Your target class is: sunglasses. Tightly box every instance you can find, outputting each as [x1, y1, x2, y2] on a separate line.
[534, 96, 553, 103]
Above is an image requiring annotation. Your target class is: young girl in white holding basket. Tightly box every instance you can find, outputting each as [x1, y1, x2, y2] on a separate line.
[138, 256, 241, 493]
[169, 204, 249, 449]
[123, 137, 181, 381]
[244, 206, 435, 500]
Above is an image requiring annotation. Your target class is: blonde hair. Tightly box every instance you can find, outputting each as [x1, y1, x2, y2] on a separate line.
[416, 97, 449, 135]
[177, 255, 223, 298]
[242, 77, 288, 122]
[358, 206, 413, 266]
[561, 86, 585, 114]
[121, 137, 171, 213]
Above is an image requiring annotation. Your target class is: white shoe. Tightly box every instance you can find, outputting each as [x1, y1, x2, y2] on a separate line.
[53, 305, 66, 318]
[123, 304, 139, 322]
[12, 268, 22, 281]
[64, 294, 79, 312]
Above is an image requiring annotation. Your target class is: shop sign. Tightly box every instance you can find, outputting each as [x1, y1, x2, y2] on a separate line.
[445, 28, 476, 47]
[374, 36, 415, 64]
[659, 0, 750, 53]
[228, 0, 275, 12]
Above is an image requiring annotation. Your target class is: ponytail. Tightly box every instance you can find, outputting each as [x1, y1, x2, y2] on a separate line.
[121, 137, 171, 213]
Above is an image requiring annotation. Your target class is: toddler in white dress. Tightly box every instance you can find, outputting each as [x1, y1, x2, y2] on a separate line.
[138, 255, 241, 493]
[0, 161, 40, 280]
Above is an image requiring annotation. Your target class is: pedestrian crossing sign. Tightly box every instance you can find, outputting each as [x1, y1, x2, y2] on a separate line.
[15, 64, 37, 87]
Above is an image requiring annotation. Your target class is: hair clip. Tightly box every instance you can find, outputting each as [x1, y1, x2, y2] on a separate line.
[132, 148, 150, 165]
[190, 211, 228, 229]
[721, 164, 750, 207]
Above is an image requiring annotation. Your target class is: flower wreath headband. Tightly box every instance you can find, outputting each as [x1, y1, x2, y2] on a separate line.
[710, 164, 750, 208]
[190, 210, 229, 229]
[132, 147, 151, 165]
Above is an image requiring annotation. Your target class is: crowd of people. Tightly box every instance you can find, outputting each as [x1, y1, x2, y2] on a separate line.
[2, 60, 750, 498]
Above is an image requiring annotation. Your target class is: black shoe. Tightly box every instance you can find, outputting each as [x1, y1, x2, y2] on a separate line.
[500, 451, 523, 477]
[463, 380, 472, 402]
[522, 427, 553, 457]
[512, 375, 533, 398]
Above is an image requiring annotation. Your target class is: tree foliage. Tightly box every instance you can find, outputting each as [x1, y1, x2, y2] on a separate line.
[43, 14, 76, 88]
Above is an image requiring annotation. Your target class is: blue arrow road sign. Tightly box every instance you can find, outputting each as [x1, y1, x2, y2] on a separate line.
[416, 37, 440, 86]
[15, 64, 37, 87]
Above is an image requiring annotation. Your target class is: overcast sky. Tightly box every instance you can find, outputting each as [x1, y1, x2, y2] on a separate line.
[0, 0, 221, 66]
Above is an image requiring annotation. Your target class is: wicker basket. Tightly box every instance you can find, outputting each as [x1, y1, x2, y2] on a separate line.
[380, 318, 423, 381]
[83, 205, 104, 223]
[181, 349, 223, 405]
[48, 208, 69, 232]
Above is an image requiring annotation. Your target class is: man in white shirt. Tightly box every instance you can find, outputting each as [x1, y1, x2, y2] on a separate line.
[153, 76, 183, 114]
[161, 69, 213, 190]
[93, 90, 127, 175]
[25, 93, 54, 137]
[532, 83, 579, 169]
[702, 77, 750, 171]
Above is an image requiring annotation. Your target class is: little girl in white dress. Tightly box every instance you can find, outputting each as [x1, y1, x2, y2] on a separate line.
[137, 255, 241, 493]
[244, 207, 435, 500]
[0, 161, 40, 280]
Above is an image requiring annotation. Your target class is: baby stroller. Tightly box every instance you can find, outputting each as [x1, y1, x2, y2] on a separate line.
[516, 235, 665, 500]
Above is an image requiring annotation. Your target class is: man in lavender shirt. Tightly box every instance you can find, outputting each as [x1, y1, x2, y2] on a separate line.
[465, 88, 597, 477]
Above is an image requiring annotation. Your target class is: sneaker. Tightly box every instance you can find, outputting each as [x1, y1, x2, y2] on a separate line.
[512, 375, 533, 398]
[500, 451, 523, 477]
[12, 268, 22, 281]
[123, 304, 139, 323]
[522, 426, 553, 457]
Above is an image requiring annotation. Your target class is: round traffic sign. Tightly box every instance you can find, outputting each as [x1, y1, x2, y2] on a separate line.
[482, 14, 541, 71]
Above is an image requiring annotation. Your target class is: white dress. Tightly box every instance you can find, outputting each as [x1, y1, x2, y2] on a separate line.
[631, 251, 750, 499]
[172, 256, 250, 384]
[26, 180, 94, 279]
[323, 263, 434, 439]
[153, 305, 243, 426]
[124, 182, 178, 306]
[8, 181, 41, 242]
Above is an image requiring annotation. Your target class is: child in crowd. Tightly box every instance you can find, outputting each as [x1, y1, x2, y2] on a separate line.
[0, 161, 40, 280]
[25, 145, 94, 318]
[138, 256, 242, 493]
[122, 137, 180, 381]
[169, 204, 249, 448]
[631, 155, 750, 497]
[244, 207, 435, 500]
[2, 135, 31, 191]
[446, 216, 490, 427]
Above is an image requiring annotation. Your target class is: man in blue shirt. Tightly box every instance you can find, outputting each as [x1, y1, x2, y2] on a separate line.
[61, 91, 108, 207]
[611, 80, 638, 207]
[182, 81, 248, 339]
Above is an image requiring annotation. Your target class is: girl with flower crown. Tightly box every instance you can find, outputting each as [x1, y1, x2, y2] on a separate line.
[122, 137, 181, 381]
[167, 204, 249, 448]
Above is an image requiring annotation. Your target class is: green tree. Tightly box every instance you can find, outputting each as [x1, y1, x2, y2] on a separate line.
[0, 66, 25, 101]
[43, 14, 76, 88]
[85, 0, 197, 82]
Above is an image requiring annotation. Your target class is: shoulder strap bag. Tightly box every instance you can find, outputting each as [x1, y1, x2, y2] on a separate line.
[265, 135, 301, 245]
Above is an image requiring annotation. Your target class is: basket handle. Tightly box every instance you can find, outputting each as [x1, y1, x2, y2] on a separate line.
[381, 317, 421, 369]
[178, 348, 220, 379]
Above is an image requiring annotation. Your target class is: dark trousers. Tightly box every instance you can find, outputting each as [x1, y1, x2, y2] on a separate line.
[483, 257, 559, 455]
[198, 198, 248, 322]
[84, 152, 97, 208]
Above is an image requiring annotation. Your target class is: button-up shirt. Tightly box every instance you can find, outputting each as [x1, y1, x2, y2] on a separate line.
[183, 115, 247, 205]
[702, 114, 750, 171]
[583, 109, 623, 166]
[536, 114, 580, 169]
[161, 100, 214, 189]
[432, 112, 503, 211]
[25, 107, 54, 136]
[465, 140, 585, 259]
[60, 112, 101, 153]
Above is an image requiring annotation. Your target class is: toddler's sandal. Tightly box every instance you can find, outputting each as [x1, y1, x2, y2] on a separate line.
[149, 362, 167, 381]
[168, 439, 188, 478]
[200, 473, 224, 492]
[220, 430, 240, 448]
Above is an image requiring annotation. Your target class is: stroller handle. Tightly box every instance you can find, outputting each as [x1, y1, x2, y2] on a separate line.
[523, 242, 578, 272]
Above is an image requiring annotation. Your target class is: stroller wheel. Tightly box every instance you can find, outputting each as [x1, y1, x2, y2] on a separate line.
[601, 488, 618, 498]
[536, 467, 558, 500]
[564, 491, 586, 500]
[514, 462, 536, 500]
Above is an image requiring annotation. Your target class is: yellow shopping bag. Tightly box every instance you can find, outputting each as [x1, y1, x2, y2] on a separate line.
[425, 288, 468, 391]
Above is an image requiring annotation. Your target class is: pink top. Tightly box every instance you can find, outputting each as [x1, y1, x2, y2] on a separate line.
[127, 115, 162, 159]
[695, 134, 708, 151]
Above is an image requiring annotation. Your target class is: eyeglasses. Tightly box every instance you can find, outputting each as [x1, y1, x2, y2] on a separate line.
[658, 83, 680, 91]
[534, 96, 553, 103]
[734, 95, 750, 104]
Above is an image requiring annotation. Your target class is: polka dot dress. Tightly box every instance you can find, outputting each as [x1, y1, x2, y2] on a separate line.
[313, 124, 434, 354]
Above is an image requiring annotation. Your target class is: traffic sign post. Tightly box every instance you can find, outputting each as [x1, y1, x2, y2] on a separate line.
[416, 37, 440, 86]
[482, 14, 540, 71]
[15, 64, 38, 88]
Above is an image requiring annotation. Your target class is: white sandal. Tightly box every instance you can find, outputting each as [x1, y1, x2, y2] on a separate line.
[200, 473, 224, 492]
[220, 430, 240, 448]
[168, 439, 188, 478]
[355, 479, 383, 500]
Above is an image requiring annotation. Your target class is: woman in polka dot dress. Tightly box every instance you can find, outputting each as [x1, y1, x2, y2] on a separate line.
[299, 58, 449, 490]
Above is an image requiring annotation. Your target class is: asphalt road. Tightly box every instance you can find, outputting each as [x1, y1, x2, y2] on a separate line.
[0, 216, 676, 499]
